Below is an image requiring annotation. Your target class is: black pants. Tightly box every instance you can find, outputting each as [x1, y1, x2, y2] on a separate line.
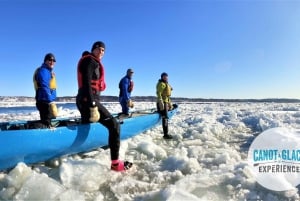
[162, 117, 168, 135]
[36, 101, 52, 126]
[76, 95, 120, 160]
[157, 102, 169, 135]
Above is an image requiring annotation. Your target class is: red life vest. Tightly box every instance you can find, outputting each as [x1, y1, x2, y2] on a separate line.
[128, 80, 134, 92]
[77, 54, 106, 92]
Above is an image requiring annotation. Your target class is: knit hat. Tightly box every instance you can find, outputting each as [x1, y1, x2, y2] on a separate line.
[127, 68, 134, 73]
[44, 53, 56, 62]
[91, 41, 105, 51]
[161, 72, 168, 78]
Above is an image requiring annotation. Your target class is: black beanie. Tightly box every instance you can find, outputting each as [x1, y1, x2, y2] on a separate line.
[44, 53, 56, 62]
[91, 41, 105, 52]
[161, 72, 168, 78]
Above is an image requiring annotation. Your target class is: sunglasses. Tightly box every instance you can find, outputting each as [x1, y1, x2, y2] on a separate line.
[48, 58, 56, 62]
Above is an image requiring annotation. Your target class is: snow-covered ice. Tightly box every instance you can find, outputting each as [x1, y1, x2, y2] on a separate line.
[0, 100, 300, 200]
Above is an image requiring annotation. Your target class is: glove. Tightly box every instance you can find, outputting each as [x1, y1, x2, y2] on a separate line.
[89, 106, 100, 122]
[49, 102, 58, 118]
[158, 99, 164, 111]
[167, 102, 173, 111]
[127, 99, 134, 108]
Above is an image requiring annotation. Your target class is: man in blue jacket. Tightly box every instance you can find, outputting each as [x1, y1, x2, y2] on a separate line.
[118, 68, 134, 115]
[33, 53, 57, 127]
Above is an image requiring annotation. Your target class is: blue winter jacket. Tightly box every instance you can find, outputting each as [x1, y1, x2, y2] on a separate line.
[119, 75, 132, 101]
[35, 63, 57, 103]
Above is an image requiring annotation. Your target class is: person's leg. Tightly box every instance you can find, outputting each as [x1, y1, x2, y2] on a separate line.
[162, 117, 168, 135]
[36, 101, 43, 120]
[162, 117, 172, 139]
[97, 102, 120, 160]
[121, 100, 129, 115]
[36, 101, 51, 126]
[97, 102, 132, 171]
[157, 102, 168, 118]
[76, 97, 90, 123]
[162, 103, 172, 139]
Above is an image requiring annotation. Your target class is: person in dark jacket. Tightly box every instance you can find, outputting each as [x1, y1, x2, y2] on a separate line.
[119, 68, 134, 115]
[33, 53, 58, 127]
[76, 41, 132, 172]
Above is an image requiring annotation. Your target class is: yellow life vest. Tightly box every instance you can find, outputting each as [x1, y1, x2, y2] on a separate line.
[156, 81, 172, 103]
[163, 83, 172, 97]
[49, 73, 56, 89]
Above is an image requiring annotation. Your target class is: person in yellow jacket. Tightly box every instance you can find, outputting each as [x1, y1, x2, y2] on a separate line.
[156, 72, 173, 139]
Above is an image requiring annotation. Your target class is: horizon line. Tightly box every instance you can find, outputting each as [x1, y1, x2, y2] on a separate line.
[0, 95, 300, 101]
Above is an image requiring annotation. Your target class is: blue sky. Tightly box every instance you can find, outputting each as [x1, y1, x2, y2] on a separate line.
[1, 0, 300, 99]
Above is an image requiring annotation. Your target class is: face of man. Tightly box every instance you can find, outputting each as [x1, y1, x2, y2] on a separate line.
[127, 72, 133, 78]
[45, 57, 56, 68]
[162, 75, 168, 81]
[93, 47, 105, 59]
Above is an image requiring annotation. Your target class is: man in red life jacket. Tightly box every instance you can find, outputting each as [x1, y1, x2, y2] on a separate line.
[76, 41, 133, 171]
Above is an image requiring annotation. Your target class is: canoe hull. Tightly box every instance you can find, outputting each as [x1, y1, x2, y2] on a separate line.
[0, 107, 177, 171]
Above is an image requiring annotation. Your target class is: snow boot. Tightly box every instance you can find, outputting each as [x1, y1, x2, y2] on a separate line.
[111, 160, 133, 172]
[163, 134, 173, 139]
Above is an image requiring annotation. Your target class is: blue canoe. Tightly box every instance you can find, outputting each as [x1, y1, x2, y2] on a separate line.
[0, 105, 178, 171]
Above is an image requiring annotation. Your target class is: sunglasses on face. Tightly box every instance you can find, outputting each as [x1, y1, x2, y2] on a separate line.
[48, 58, 56, 62]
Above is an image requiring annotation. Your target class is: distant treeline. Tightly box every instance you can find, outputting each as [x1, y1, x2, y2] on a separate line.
[1, 96, 300, 103]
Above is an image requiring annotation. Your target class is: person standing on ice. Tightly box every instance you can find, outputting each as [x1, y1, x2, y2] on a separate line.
[33, 53, 58, 128]
[76, 41, 133, 171]
[118, 68, 134, 116]
[156, 72, 173, 139]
